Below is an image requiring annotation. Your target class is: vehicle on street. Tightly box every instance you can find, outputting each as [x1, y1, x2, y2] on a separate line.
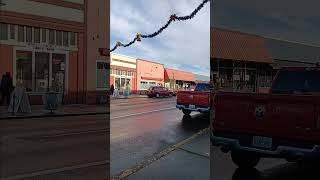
[211, 66, 320, 169]
[147, 86, 173, 98]
[176, 83, 211, 115]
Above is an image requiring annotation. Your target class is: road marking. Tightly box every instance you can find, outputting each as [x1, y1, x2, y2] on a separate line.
[178, 147, 210, 159]
[111, 107, 176, 120]
[110, 128, 209, 180]
[1, 161, 108, 180]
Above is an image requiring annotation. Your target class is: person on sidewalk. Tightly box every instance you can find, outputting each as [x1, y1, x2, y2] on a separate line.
[1, 72, 14, 105]
[110, 84, 114, 96]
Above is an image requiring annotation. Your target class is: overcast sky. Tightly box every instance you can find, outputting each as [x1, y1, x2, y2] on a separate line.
[211, 0, 320, 46]
[110, 0, 210, 76]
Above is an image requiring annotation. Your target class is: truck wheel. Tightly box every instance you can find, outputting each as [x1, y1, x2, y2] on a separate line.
[182, 109, 191, 115]
[231, 150, 260, 169]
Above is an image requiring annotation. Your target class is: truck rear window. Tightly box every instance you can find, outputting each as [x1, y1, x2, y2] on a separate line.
[195, 84, 210, 91]
[272, 70, 320, 94]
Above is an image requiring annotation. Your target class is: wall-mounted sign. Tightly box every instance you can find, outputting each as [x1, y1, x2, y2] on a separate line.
[245, 75, 250, 81]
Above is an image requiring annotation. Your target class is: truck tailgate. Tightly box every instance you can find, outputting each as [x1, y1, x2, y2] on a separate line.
[177, 91, 209, 107]
[213, 92, 320, 141]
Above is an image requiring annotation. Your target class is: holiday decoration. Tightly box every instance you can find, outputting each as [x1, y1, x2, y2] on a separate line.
[109, 0, 210, 52]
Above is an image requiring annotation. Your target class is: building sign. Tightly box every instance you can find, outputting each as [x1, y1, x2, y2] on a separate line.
[233, 75, 240, 81]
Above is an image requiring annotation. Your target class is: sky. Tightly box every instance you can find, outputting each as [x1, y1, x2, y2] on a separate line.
[110, 0, 210, 76]
[211, 0, 320, 46]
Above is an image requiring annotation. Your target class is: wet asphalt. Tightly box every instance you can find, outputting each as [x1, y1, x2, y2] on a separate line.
[110, 96, 210, 179]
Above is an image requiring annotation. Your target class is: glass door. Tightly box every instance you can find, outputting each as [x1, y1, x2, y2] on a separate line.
[35, 52, 49, 92]
[52, 54, 66, 92]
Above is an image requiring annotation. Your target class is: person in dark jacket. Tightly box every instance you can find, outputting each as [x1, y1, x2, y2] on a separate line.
[110, 84, 114, 96]
[1, 72, 13, 105]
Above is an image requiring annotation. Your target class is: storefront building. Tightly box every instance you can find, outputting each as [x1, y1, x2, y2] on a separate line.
[211, 28, 274, 93]
[0, 0, 110, 104]
[164, 68, 195, 90]
[136, 59, 164, 94]
[110, 53, 137, 93]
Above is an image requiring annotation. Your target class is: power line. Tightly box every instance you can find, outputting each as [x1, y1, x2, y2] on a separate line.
[110, 0, 210, 52]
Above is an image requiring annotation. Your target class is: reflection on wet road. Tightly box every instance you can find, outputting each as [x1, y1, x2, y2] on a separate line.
[111, 97, 209, 176]
[211, 146, 320, 180]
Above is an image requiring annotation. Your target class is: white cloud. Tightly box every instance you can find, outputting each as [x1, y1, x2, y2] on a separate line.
[111, 0, 210, 76]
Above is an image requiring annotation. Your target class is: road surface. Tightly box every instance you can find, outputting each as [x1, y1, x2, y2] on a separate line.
[111, 96, 210, 179]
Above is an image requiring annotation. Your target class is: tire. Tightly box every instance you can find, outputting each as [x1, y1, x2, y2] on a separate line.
[169, 93, 173, 97]
[182, 109, 191, 115]
[156, 93, 160, 98]
[231, 150, 260, 169]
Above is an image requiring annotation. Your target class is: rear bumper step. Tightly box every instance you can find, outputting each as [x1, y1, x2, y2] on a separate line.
[211, 132, 320, 158]
[176, 104, 209, 112]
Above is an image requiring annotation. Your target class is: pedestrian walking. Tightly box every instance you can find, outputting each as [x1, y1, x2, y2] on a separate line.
[1, 72, 14, 105]
[110, 84, 114, 96]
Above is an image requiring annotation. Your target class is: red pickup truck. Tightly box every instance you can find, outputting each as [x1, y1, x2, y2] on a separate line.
[176, 83, 211, 115]
[211, 66, 320, 168]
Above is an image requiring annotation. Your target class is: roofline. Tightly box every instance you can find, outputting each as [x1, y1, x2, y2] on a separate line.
[137, 58, 164, 65]
[212, 27, 320, 48]
[110, 52, 137, 60]
[164, 68, 193, 74]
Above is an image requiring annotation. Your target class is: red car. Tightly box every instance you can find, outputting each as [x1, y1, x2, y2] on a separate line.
[211, 66, 320, 168]
[147, 86, 173, 98]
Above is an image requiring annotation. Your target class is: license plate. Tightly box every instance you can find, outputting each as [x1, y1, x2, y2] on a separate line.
[189, 104, 196, 109]
[252, 136, 272, 149]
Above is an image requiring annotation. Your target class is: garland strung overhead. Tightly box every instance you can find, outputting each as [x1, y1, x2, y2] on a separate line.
[109, 0, 210, 52]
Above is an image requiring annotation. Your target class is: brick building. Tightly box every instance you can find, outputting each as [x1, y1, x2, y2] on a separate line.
[0, 0, 110, 104]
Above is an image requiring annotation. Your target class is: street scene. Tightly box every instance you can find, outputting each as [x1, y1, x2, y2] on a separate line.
[111, 96, 210, 179]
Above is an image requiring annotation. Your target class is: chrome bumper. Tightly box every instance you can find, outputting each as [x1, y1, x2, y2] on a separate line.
[176, 104, 209, 112]
[211, 132, 320, 157]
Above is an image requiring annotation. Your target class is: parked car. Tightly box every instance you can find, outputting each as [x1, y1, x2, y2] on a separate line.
[211, 66, 320, 169]
[176, 83, 211, 115]
[147, 86, 173, 98]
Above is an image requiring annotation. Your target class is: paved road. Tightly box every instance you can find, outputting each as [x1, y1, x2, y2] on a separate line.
[0, 106, 109, 180]
[111, 97, 210, 178]
[211, 146, 320, 180]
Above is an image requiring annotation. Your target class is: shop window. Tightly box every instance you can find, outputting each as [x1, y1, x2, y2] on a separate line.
[18, 26, 24, 42]
[34, 28, 40, 43]
[16, 51, 32, 91]
[0, 23, 8, 40]
[56, 31, 62, 46]
[9, 24, 15, 40]
[115, 77, 120, 90]
[49, 29, 55, 45]
[42, 29, 47, 43]
[63, 31, 69, 47]
[35, 52, 50, 92]
[26, 26, 32, 43]
[97, 62, 109, 89]
[70, 32, 76, 46]
[52, 54, 66, 92]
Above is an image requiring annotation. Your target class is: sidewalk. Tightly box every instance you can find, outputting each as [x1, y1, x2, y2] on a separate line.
[110, 94, 148, 100]
[125, 131, 210, 180]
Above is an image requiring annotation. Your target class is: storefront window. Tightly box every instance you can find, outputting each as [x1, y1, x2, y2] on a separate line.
[34, 28, 40, 43]
[49, 29, 55, 44]
[18, 26, 24, 42]
[52, 54, 66, 92]
[26, 26, 32, 43]
[97, 62, 109, 89]
[115, 77, 120, 90]
[35, 52, 49, 92]
[42, 29, 47, 43]
[56, 31, 62, 46]
[121, 78, 126, 90]
[0, 23, 8, 40]
[16, 51, 32, 91]
[70, 32, 76, 46]
[9, 24, 15, 40]
[63, 31, 69, 47]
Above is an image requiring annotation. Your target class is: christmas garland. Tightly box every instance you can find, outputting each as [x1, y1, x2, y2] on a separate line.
[110, 0, 210, 52]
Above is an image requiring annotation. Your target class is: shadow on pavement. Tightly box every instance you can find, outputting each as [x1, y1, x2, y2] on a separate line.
[231, 162, 320, 180]
[180, 113, 210, 132]
[232, 168, 261, 180]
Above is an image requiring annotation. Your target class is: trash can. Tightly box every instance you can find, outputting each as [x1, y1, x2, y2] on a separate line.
[42, 92, 62, 113]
